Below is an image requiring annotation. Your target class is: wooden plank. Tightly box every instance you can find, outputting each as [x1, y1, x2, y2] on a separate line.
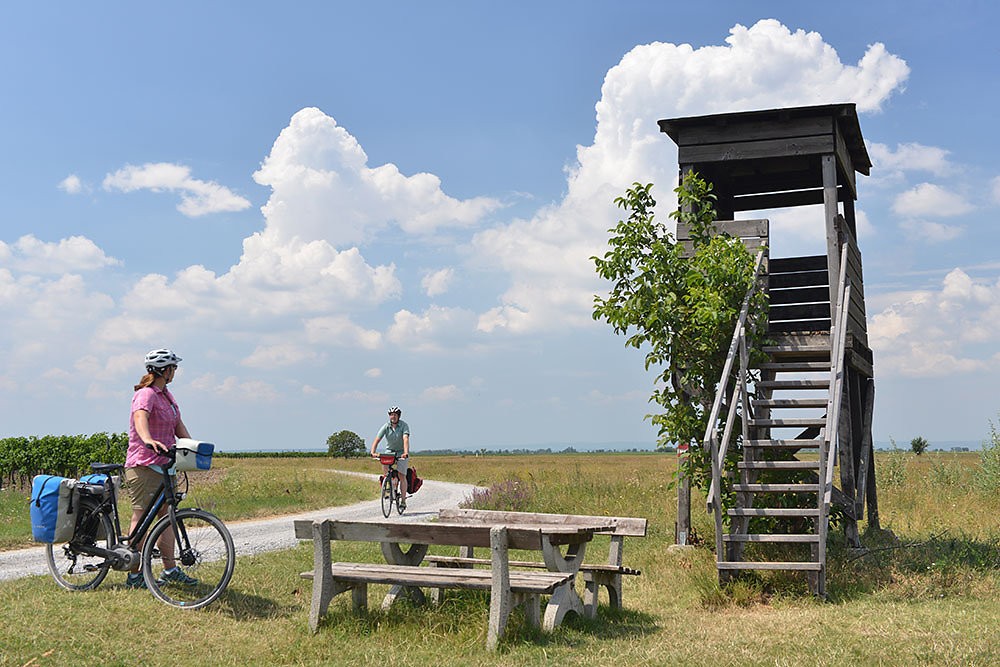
[731, 186, 850, 212]
[767, 320, 832, 334]
[293, 520, 558, 550]
[676, 218, 769, 240]
[770, 303, 831, 321]
[716, 561, 821, 571]
[749, 418, 827, 428]
[756, 378, 829, 389]
[769, 255, 826, 273]
[723, 533, 820, 542]
[437, 508, 646, 537]
[423, 556, 641, 576]
[768, 287, 830, 305]
[769, 271, 829, 289]
[752, 398, 828, 408]
[671, 115, 833, 146]
[834, 122, 857, 199]
[678, 237, 766, 258]
[731, 484, 820, 493]
[844, 265, 866, 304]
[845, 239, 863, 279]
[823, 155, 841, 325]
[757, 361, 830, 371]
[737, 460, 821, 470]
[678, 134, 835, 164]
[727, 508, 820, 516]
[744, 439, 821, 448]
[325, 562, 572, 594]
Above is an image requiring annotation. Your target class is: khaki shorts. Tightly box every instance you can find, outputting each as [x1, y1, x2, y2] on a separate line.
[124, 466, 169, 512]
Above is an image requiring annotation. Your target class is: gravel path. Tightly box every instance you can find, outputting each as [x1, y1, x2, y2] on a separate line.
[0, 470, 480, 582]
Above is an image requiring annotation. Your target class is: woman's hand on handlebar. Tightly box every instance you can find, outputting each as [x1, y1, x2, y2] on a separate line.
[144, 440, 170, 454]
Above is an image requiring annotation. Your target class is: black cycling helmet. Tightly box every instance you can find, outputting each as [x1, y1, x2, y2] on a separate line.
[388, 405, 401, 415]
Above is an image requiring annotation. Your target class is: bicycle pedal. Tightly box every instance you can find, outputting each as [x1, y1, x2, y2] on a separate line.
[83, 564, 101, 572]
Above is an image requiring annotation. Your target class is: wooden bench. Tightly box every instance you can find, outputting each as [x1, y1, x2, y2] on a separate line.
[295, 519, 600, 650]
[426, 509, 647, 618]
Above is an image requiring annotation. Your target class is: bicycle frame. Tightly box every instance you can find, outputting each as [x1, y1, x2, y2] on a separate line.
[72, 464, 185, 568]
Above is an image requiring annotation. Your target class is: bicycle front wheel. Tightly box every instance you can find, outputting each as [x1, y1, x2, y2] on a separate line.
[142, 508, 235, 609]
[45, 500, 113, 591]
[381, 473, 394, 518]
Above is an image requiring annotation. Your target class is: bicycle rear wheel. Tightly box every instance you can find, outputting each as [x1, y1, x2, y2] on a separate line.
[381, 472, 394, 518]
[142, 508, 235, 609]
[45, 500, 113, 591]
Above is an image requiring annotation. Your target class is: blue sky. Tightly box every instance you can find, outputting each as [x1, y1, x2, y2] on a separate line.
[2, 3, 998, 451]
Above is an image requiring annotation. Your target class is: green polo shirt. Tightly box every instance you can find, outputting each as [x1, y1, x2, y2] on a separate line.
[376, 419, 410, 454]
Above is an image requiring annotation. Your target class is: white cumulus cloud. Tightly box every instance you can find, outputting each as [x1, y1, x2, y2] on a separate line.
[103, 162, 251, 217]
[419, 384, 464, 402]
[471, 19, 909, 334]
[421, 268, 454, 297]
[0, 235, 119, 274]
[58, 174, 84, 194]
[892, 183, 973, 219]
[868, 268, 1000, 377]
[867, 142, 953, 180]
[252, 108, 503, 247]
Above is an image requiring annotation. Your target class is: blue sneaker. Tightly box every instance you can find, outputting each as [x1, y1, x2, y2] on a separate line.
[125, 572, 147, 589]
[156, 566, 198, 586]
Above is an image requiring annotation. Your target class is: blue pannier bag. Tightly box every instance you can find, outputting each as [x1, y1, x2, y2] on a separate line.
[30, 475, 78, 543]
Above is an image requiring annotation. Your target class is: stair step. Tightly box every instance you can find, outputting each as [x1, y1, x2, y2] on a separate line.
[757, 379, 830, 390]
[745, 439, 821, 448]
[733, 484, 820, 493]
[757, 361, 831, 372]
[724, 533, 820, 543]
[717, 561, 822, 571]
[737, 460, 820, 470]
[763, 345, 830, 357]
[752, 398, 828, 408]
[727, 508, 820, 517]
[750, 418, 827, 428]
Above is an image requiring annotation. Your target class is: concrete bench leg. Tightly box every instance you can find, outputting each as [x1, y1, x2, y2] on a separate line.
[582, 571, 622, 618]
[487, 526, 511, 651]
[430, 545, 475, 605]
[351, 582, 368, 612]
[517, 592, 541, 628]
[380, 541, 429, 609]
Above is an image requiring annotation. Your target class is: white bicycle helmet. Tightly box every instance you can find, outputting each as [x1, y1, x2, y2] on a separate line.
[388, 405, 401, 415]
[144, 348, 182, 372]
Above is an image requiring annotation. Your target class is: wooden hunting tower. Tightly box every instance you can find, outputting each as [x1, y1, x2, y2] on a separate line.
[659, 104, 878, 596]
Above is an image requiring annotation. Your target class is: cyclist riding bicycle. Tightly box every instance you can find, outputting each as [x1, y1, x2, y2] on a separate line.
[124, 348, 199, 589]
[370, 405, 410, 510]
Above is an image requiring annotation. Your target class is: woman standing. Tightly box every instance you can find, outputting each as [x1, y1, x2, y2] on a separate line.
[123, 348, 198, 589]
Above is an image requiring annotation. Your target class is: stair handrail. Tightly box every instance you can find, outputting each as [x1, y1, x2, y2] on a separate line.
[819, 242, 851, 557]
[703, 247, 767, 512]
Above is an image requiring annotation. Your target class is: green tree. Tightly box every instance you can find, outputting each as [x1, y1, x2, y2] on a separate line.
[910, 436, 929, 456]
[591, 174, 768, 508]
[326, 430, 365, 458]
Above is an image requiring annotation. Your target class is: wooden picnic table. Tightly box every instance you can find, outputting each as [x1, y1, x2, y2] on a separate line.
[293, 517, 612, 647]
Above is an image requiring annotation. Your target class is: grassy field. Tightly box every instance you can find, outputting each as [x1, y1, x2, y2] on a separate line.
[1, 451, 999, 666]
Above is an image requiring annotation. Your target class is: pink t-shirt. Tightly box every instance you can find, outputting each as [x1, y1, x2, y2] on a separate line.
[126, 386, 180, 468]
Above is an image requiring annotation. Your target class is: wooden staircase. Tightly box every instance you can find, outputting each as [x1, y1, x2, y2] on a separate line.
[716, 336, 831, 581]
[704, 245, 856, 597]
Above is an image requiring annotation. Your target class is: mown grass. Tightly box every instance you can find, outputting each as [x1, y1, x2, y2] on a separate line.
[2, 451, 999, 666]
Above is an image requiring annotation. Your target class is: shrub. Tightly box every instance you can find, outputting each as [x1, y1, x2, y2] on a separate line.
[877, 437, 908, 489]
[910, 436, 929, 456]
[974, 416, 1000, 494]
[927, 456, 964, 487]
[460, 476, 535, 512]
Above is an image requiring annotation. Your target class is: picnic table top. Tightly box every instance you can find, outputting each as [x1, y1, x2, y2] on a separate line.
[293, 518, 612, 550]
